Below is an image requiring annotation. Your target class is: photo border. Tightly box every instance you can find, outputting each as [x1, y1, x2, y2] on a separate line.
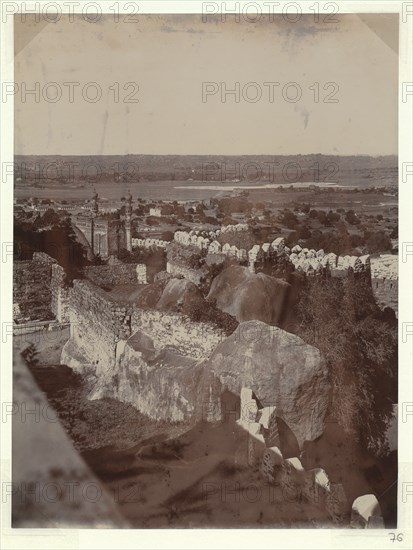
[1, 1, 412, 548]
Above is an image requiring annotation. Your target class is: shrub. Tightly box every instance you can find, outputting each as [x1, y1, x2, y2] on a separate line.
[184, 298, 238, 336]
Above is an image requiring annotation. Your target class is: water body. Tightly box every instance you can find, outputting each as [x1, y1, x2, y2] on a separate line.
[14, 179, 386, 203]
[175, 182, 347, 191]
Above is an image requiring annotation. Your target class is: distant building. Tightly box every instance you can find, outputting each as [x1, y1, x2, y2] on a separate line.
[72, 191, 134, 259]
[149, 207, 162, 217]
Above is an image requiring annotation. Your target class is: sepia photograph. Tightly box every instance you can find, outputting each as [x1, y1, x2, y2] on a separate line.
[1, 1, 411, 545]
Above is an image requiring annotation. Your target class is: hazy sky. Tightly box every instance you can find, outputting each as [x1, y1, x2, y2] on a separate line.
[14, 13, 398, 156]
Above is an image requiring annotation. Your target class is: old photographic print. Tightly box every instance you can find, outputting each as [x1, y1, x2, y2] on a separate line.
[1, 1, 411, 545]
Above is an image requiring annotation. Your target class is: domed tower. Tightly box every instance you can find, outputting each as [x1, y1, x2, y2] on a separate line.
[125, 189, 133, 252]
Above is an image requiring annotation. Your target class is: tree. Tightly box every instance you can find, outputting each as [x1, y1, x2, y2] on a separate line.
[279, 210, 298, 229]
[327, 210, 340, 224]
[35, 208, 61, 228]
[364, 230, 392, 253]
[298, 225, 311, 239]
[14, 214, 88, 285]
[345, 210, 360, 225]
[317, 210, 331, 227]
[263, 209, 272, 221]
[291, 275, 397, 455]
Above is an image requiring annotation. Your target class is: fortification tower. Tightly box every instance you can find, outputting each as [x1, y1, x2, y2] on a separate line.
[125, 189, 133, 252]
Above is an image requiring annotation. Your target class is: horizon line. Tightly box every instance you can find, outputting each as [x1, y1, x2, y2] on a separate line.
[14, 153, 398, 158]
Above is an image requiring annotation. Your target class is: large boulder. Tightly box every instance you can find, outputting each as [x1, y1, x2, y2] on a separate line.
[131, 283, 163, 308]
[156, 278, 205, 313]
[207, 265, 291, 324]
[202, 320, 330, 448]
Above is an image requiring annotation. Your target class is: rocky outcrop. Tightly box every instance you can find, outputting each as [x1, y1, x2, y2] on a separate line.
[83, 321, 329, 438]
[202, 320, 330, 448]
[62, 304, 328, 439]
[60, 278, 328, 442]
[207, 265, 291, 324]
[131, 283, 163, 308]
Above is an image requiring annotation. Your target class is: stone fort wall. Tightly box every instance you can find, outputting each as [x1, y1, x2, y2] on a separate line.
[170, 233, 398, 313]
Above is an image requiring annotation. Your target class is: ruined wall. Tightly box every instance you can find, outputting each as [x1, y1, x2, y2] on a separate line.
[62, 278, 223, 374]
[32, 252, 58, 265]
[130, 308, 223, 359]
[50, 264, 70, 323]
[13, 254, 55, 321]
[60, 278, 224, 420]
[84, 263, 139, 289]
[62, 280, 132, 375]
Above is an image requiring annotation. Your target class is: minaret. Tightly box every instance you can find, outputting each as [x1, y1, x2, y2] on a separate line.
[91, 190, 99, 217]
[90, 189, 99, 255]
[125, 189, 132, 252]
